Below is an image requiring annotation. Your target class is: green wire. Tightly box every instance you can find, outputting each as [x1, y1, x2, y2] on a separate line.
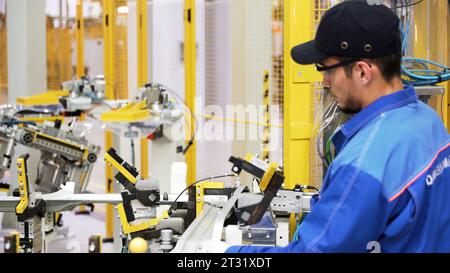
[325, 138, 333, 165]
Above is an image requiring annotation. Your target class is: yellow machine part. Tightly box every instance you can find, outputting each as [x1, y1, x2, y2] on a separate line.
[0, 182, 9, 193]
[7, 231, 20, 253]
[195, 182, 225, 216]
[100, 100, 150, 122]
[128, 237, 148, 253]
[17, 116, 64, 123]
[259, 162, 279, 192]
[29, 129, 89, 161]
[16, 90, 69, 106]
[116, 203, 167, 234]
[104, 152, 138, 184]
[15, 156, 29, 214]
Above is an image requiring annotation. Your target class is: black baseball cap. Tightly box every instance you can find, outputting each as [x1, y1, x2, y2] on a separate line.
[291, 1, 401, 65]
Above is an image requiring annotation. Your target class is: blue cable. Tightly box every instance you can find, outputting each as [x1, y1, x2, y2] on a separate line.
[401, 58, 450, 86]
[293, 223, 301, 241]
[399, 21, 450, 86]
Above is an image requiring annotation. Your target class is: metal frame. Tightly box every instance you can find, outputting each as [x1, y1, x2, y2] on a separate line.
[102, 0, 117, 240]
[137, 0, 149, 179]
[283, 0, 322, 238]
[413, 0, 449, 129]
[283, 0, 321, 190]
[184, 0, 196, 186]
[76, 0, 84, 78]
[171, 186, 246, 253]
[0, 182, 122, 213]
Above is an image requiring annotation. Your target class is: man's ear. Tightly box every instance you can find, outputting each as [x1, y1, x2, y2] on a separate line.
[355, 61, 372, 85]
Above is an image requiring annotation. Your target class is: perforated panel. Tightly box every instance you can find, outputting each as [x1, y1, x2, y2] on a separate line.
[196, 0, 273, 183]
[46, 0, 75, 90]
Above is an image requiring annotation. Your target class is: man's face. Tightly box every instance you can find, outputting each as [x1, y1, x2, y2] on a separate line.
[319, 57, 362, 114]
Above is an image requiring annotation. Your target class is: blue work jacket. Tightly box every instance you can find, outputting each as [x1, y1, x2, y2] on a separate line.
[227, 86, 450, 253]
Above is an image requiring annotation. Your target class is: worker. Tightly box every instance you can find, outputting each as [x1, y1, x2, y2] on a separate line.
[201, 1, 450, 253]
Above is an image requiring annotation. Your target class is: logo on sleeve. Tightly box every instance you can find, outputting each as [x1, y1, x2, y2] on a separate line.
[426, 155, 450, 186]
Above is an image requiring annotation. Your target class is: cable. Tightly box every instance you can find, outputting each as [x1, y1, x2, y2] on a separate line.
[316, 100, 338, 168]
[293, 223, 301, 241]
[130, 137, 135, 166]
[396, 3, 450, 87]
[167, 174, 236, 215]
[162, 85, 199, 155]
[401, 58, 450, 86]
[393, 0, 425, 9]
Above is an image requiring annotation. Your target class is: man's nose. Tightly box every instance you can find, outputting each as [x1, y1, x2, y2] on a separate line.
[322, 76, 331, 89]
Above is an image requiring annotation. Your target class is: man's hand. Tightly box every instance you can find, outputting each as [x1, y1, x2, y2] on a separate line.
[196, 240, 230, 253]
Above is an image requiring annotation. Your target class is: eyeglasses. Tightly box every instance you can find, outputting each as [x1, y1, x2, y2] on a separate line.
[315, 59, 358, 73]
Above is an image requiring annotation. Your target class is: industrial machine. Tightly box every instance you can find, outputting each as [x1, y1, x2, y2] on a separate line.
[104, 148, 185, 253]
[173, 154, 316, 253]
[16, 76, 106, 118]
[59, 76, 106, 114]
[105, 148, 316, 253]
[0, 154, 122, 253]
[0, 105, 100, 195]
[101, 83, 186, 195]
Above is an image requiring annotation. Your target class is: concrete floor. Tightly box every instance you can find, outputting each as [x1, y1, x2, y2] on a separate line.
[46, 210, 115, 253]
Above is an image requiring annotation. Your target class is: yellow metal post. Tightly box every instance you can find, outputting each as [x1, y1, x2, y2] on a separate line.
[105, 131, 114, 239]
[138, 0, 149, 179]
[429, 0, 449, 129]
[103, 0, 116, 240]
[76, 0, 84, 78]
[103, 0, 116, 100]
[283, 0, 322, 239]
[262, 70, 270, 161]
[76, 0, 86, 214]
[137, 0, 148, 87]
[414, 0, 448, 129]
[184, 0, 196, 186]
[283, 0, 320, 189]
